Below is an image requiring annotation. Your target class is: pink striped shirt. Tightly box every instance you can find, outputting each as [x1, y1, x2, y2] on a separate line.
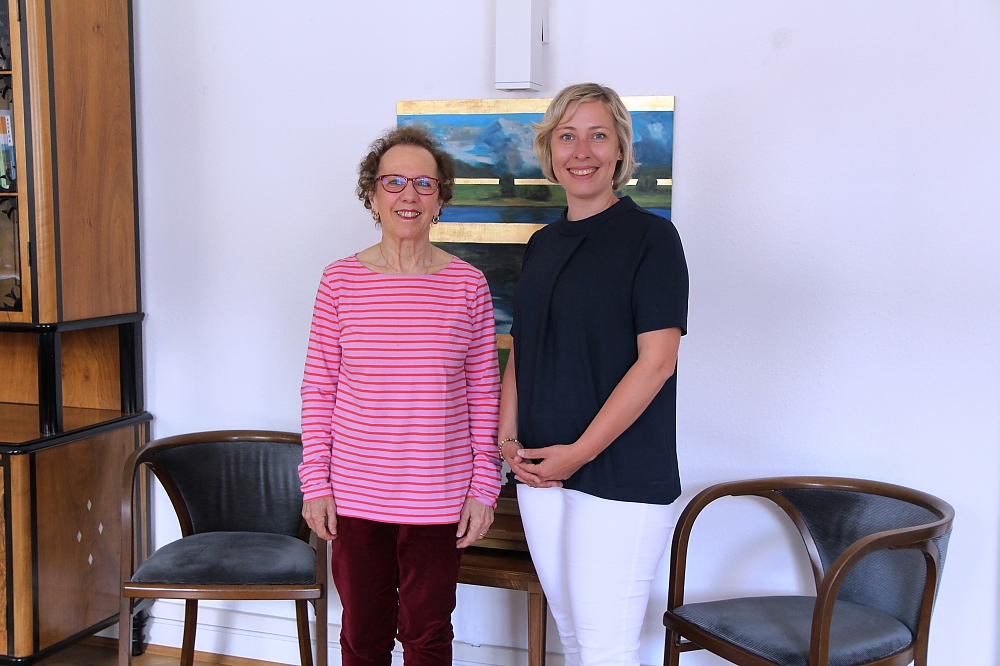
[299, 255, 501, 524]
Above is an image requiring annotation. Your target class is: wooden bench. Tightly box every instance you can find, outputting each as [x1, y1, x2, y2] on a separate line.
[458, 485, 547, 666]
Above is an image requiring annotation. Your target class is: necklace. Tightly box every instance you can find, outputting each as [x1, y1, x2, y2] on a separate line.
[378, 243, 401, 274]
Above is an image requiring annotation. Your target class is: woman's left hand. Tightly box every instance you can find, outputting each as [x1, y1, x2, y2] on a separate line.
[517, 444, 589, 483]
[456, 497, 495, 548]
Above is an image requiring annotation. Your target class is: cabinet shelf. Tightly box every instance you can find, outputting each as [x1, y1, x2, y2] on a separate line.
[0, 401, 151, 449]
[0, 315, 144, 446]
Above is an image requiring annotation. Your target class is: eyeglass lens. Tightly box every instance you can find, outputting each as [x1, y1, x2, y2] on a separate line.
[379, 175, 439, 195]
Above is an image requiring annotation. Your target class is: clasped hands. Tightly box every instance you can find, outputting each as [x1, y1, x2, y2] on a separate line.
[502, 441, 588, 488]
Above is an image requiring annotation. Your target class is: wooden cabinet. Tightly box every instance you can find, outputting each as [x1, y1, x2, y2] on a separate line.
[0, 0, 149, 661]
[0, 0, 138, 327]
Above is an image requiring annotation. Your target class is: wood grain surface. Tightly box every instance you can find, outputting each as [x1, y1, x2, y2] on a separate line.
[61, 326, 120, 410]
[35, 427, 135, 649]
[0, 332, 38, 404]
[10, 454, 32, 656]
[49, 0, 137, 320]
[0, 465, 7, 651]
[0, 403, 124, 445]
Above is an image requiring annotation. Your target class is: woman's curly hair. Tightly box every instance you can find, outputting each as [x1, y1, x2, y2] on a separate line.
[356, 125, 455, 210]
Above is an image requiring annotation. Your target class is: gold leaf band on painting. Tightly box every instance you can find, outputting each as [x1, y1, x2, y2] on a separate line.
[430, 223, 544, 244]
[455, 178, 554, 186]
[398, 96, 674, 116]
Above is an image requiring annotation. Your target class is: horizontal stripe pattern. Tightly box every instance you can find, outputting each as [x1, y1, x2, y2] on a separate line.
[299, 255, 501, 524]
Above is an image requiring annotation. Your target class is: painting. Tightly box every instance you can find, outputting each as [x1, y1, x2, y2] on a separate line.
[397, 96, 674, 355]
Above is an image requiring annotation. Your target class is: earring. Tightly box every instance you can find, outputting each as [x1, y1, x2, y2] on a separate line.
[432, 214, 440, 224]
[372, 209, 380, 223]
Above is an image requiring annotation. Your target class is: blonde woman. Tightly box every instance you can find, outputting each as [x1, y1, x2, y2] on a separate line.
[498, 83, 688, 666]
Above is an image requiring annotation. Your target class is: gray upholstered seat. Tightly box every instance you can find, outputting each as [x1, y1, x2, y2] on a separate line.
[672, 596, 912, 666]
[663, 477, 953, 666]
[131, 532, 317, 586]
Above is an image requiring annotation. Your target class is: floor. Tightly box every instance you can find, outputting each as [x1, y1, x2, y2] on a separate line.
[35, 639, 278, 666]
[37, 643, 179, 666]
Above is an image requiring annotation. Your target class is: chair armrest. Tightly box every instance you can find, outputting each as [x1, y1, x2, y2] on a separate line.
[668, 476, 954, 618]
[312, 531, 328, 588]
[668, 479, 774, 610]
[668, 476, 868, 609]
[120, 444, 147, 589]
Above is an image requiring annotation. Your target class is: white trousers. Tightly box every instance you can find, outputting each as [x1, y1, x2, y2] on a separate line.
[517, 485, 677, 666]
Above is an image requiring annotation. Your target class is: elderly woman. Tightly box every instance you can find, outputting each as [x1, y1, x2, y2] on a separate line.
[299, 125, 501, 666]
[498, 83, 689, 666]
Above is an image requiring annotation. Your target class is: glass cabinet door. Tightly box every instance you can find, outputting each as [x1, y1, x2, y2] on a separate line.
[0, 195, 18, 312]
[0, 0, 28, 320]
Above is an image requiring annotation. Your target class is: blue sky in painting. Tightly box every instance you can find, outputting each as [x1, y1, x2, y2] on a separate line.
[632, 111, 673, 168]
[399, 113, 544, 177]
[400, 109, 673, 176]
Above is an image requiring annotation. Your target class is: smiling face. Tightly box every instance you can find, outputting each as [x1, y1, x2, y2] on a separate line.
[369, 144, 443, 242]
[549, 100, 622, 218]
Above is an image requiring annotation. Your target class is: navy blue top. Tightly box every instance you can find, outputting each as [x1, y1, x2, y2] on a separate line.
[511, 197, 689, 504]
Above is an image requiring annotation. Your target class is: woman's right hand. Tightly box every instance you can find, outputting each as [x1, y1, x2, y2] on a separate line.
[503, 440, 563, 488]
[302, 496, 338, 540]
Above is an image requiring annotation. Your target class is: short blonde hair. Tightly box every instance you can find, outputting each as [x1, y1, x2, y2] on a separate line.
[532, 83, 637, 191]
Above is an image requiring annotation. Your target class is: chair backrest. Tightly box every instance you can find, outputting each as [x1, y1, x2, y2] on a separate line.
[150, 436, 305, 538]
[775, 487, 951, 635]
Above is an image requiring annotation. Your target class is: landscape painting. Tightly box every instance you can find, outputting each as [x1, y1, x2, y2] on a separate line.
[397, 96, 674, 346]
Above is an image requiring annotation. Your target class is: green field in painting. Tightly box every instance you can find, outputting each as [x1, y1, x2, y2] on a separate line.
[620, 185, 672, 210]
[451, 183, 671, 210]
[450, 184, 567, 207]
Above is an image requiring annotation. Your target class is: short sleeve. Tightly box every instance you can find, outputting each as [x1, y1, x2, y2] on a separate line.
[632, 218, 689, 335]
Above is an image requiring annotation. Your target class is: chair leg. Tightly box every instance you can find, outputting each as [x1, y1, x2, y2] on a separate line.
[663, 627, 678, 666]
[527, 590, 547, 666]
[119, 596, 133, 666]
[180, 600, 198, 666]
[295, 600, 314, 666]
[316, 591, 328, 666]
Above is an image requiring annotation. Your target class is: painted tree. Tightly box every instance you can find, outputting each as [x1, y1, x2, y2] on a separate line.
[499, 172, 515, 197]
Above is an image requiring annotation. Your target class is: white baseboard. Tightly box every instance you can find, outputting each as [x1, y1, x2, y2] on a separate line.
[112, 600, 565, 666]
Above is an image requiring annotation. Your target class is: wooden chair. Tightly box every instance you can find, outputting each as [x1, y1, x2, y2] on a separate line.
[119, 430, 328, 666]
[663, 477, 953, 666]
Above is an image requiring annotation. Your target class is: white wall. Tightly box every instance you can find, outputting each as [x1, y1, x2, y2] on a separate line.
[131, 1, 1000, 665]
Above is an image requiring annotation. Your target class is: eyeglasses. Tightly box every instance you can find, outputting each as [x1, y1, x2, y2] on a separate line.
[376, 174, 440, 195]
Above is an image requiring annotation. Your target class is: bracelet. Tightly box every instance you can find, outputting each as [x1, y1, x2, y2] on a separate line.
[498, 437, 521, 462]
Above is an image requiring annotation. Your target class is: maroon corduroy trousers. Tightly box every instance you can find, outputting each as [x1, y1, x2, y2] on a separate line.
[330, 515, 464, 666]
